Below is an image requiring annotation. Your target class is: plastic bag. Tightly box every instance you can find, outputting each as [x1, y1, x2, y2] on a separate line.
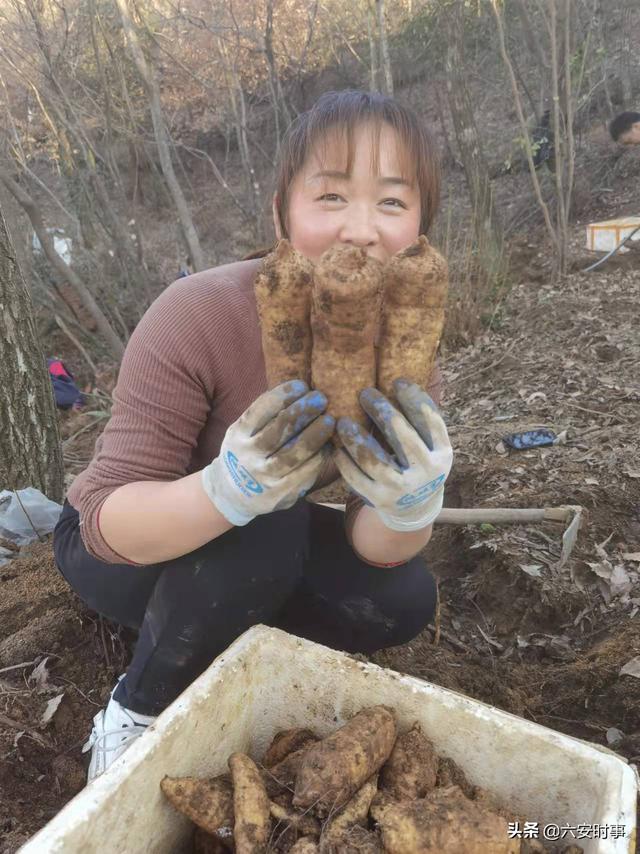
[0, 488, 63, 546]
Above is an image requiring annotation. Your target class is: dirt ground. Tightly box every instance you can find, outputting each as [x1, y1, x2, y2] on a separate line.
[1, 229, 639, 852]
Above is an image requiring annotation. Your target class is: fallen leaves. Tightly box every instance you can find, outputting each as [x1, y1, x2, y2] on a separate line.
[41, 694, 65, 727]
[619, 658, 640, 679]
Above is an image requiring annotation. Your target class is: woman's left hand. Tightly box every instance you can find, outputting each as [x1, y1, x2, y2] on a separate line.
[333, 379, 453, 531]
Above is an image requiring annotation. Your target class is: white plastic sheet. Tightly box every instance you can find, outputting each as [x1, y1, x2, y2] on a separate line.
[0, 488, 62, 547]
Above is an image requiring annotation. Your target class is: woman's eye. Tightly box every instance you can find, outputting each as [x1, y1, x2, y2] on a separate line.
[382, 198, 407, 208]
[318, 193, 342, 202]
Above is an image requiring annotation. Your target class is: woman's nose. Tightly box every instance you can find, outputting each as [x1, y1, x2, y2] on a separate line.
[339, 203, 378, 247]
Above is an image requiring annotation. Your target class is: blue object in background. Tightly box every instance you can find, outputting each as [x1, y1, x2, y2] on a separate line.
[503, 429, 557, 450]
[47, 358, 85, 410]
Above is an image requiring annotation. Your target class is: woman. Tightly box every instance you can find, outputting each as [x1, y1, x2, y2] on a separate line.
[53, 89, 453, 782]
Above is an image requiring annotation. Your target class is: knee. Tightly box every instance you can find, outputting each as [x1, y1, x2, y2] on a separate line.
[380, 562, 437, 648]
[339, 561, 437, 654]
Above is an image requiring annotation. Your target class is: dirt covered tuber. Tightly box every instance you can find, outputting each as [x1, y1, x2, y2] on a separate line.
[376, 785, 519, 854]
[436, 754, 478, 799]
[379, 722, 438, 801]
[289, 838, 320, 854]
[311, 245, 383, 426]
[377, 235, 448, 400]
[160, 776, 233, 836]
[319, 774, 378, 852]
[159, 708, 583, 854]
[269, 798, 321, 838]
[293, 705, 397, 816]
[254, 239, 314, 387]
[228, 752, 271, 853]
[263, 727, 319, 768]
[264, 739, 320, 797]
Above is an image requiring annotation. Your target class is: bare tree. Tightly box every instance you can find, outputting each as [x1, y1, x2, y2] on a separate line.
[217, 32, 265, 243]
[0, 168, 125, 359]
[376, 0, 394, 96]
[444, 1, 503, 279]
[0, 201, 64, 502]
[115, 0, 205, 271]
[490, 0, 577, 277]
[264, 0, 292, 157]
[367, 5, 380, 92]
[619, 0, 634, 105]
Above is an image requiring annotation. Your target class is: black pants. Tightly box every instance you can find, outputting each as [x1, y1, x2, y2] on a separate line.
[53, 500, 437, 716]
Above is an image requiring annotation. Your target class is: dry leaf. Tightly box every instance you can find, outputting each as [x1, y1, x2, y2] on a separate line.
[520, 564, 543, 577]
[41, 694, 64, 726]
[29, 658, 50, 691]
[623, 553, 640, 562]
[559, 508, 582, 568]
[619, 657, 640, 678]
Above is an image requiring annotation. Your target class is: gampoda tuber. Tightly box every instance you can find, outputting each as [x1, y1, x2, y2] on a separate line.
[255, 239, 314, 388]
[310, 245, 383, 427]
[377, 235, 448, 400]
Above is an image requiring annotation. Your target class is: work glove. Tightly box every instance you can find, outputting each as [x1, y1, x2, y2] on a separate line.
[334, 379, 453, 532]
[202, 380, 335, 526]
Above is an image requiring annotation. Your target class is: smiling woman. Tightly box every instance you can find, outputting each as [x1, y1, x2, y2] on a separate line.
[53, 89, 447, 785]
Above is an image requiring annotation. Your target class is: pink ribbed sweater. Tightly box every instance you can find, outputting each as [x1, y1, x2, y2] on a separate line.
[67, 257, 442, 564]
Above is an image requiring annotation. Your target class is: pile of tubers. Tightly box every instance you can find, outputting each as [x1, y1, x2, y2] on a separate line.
[254, 238, 449, 426]
[161, 705, 583, 854]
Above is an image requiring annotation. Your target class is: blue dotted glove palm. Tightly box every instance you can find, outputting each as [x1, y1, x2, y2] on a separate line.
[334, 379, 453, 531]
[202, 380, 335, 526]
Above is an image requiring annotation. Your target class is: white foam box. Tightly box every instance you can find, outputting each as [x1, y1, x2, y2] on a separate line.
[21, 626, 637, 853]
[586, 216, 640, 252]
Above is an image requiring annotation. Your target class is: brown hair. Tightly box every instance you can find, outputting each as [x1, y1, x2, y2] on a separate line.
[273, 89, 441, 240]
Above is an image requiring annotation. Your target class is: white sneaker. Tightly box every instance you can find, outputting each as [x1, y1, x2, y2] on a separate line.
[82, 678, 156, 783]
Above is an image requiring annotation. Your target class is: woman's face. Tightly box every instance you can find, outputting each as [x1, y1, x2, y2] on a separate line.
[274, 123, 422, 265]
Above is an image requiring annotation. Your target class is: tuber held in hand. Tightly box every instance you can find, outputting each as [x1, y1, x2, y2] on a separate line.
[293, 704, 397, 816]
[255, 239, 314, 387]
[377, 235, 448, 400]
[311, 245, 383, 427]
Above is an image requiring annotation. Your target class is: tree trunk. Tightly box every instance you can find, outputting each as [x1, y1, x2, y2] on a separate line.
[217, 36, 264, 243]
[620, 0, 634, 105]
[0, 202, 64, 502]
[376, 0, 394, 96]
[366, 6, 379, 92]
[444, 1, 503, 278]
[264, 0, 292, 157]
[513, 0, 549, 113]
[115, 0, 205, 272]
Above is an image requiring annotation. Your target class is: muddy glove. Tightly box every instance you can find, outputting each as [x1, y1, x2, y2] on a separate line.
[202, 380, 335, 526]
[334, 379, 453, 532]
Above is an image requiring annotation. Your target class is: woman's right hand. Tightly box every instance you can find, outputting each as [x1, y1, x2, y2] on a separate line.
[201, 380, 335, 526]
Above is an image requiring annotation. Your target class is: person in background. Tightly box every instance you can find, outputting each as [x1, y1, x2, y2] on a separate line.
[609, 111, 640, 146]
